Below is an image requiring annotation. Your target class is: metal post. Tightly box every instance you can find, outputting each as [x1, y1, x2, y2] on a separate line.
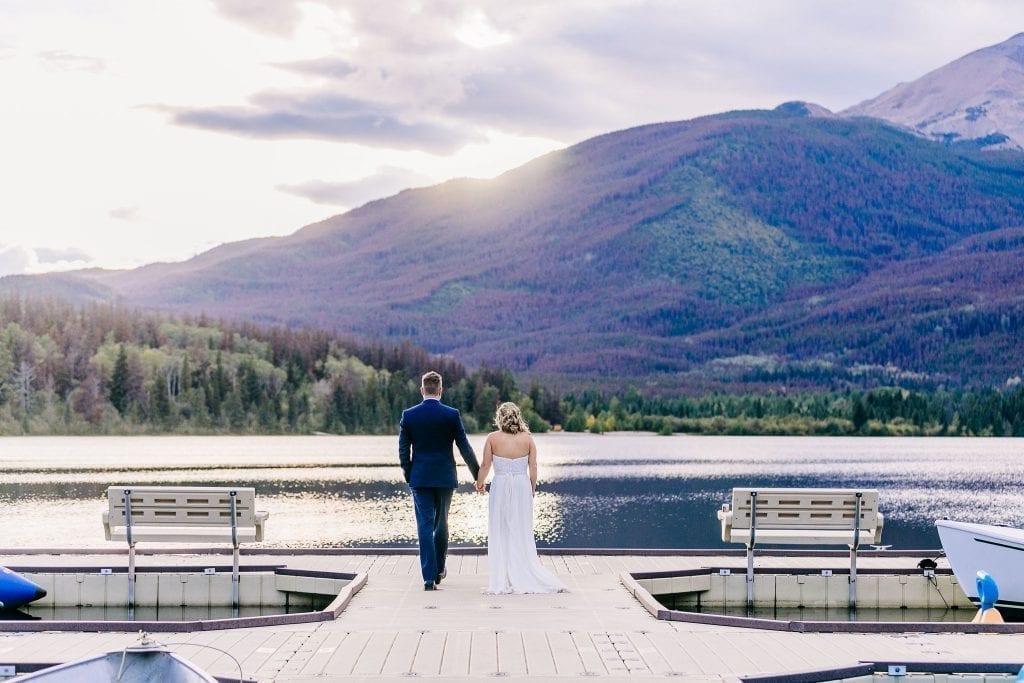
[123, 489, 135, 617]
[849, 492, 863, 609]
[230, 490, 239, 613]
[747, 491, 758, 609]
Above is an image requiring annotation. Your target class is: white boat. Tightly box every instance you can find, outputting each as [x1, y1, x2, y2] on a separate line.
[936, 519, 1024, 610]
[15, 635, 219, 682]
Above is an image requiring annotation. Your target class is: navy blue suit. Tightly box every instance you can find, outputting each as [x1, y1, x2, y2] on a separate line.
[399, 398, 480, 583]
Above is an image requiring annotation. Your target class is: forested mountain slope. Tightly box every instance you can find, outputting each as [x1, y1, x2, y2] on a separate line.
[6, 107, 1024, 390]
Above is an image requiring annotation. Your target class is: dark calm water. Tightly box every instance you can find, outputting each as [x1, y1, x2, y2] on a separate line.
[1, 434, 1021, 550]
[660, 604, 977, 623]
[14, 602, 329, 622]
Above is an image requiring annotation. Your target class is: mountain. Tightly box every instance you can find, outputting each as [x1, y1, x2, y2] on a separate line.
[6, 107, 1024, 391]
[843, 33, 1024, 150]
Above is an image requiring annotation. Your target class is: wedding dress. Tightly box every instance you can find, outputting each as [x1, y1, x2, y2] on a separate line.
[486, 455, 566, 594]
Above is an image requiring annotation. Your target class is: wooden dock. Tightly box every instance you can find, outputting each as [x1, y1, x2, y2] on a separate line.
[0, 550, 1021, 682]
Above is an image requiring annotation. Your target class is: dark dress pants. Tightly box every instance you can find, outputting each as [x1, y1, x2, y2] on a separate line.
[411, 487, 454, 583]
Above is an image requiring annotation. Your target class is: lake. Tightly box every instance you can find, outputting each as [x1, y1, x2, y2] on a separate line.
[1, 434, 1021, 550]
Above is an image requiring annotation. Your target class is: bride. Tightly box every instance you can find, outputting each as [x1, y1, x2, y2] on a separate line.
[475, 402, 566, 594]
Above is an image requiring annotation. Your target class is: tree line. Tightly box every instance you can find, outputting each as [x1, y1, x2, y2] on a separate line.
[1, 296, 1022, 436]
[557, 385, 1024, 436]
[0, 296, 548, 435]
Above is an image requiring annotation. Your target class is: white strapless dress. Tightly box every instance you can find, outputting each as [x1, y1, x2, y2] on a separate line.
[486, 455, 566, 594]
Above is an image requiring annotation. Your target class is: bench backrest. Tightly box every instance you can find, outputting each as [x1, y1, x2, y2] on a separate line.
[106, 486, 258, 529]
[728, 488, 880, 532]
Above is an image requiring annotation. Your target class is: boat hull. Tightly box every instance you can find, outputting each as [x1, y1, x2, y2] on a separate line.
[936, 519, 1024, 610]
[16, 647, 218, 682]
[0, 567, 47, 610]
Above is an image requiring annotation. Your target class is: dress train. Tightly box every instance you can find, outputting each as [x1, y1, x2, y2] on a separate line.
[486, 455, 566, 594]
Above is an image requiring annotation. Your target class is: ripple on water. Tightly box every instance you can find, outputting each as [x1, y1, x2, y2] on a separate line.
[0, 434, 1020, 548]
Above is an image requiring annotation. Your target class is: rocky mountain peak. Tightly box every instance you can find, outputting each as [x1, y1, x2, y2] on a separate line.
[843, 33, 1024, 150]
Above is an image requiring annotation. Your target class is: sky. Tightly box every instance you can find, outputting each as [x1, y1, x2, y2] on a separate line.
[2, 0, 1024, 276]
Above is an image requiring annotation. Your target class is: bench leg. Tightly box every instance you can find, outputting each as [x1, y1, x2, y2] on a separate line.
[232, 544, 240, 613]
[849, 548, 858, 609]
[128, 542, 136, 616]
[746, 547, 754, 608]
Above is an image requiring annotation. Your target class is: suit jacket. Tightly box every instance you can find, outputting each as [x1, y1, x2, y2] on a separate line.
[399, 398, 480, 488]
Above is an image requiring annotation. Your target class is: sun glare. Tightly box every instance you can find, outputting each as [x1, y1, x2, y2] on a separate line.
[454, 11, 513, 49]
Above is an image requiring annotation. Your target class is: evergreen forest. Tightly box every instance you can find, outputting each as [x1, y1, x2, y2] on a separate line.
[2, 296, 1023, 436]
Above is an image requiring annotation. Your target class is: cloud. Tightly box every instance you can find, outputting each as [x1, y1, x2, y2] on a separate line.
[171, 1, 1024, 161]
[0, 244, 36, 276]
[109, 206, 140, 221]
[195, 1, 880, 151]
[277, 166, 434, 206]
[0, 244, 93, 275]
[449, 62, 617, 140]
[274, 57, 358, 80]
[208, 0, 306, 36]
[35, 247, 92, 264]
[168, 2, 590, 149]
[172, 92, 477, 153]
[37, 50, 105, 73]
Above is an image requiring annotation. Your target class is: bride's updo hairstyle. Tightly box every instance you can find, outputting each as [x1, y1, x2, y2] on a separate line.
[494, 402, 530, 434]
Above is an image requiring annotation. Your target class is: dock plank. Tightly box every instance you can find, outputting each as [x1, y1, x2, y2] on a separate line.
[751, 631, 818, 672]
[572, 631, 609, 676]
[0, 633, 62, 663]
[48, 633, 132, 662]
[644, 630, 704, 675]
[439, 630, 471, 677]
[682, 630, 736, 675]
[350, 631, 396, 675]
[295, 630, 352, 676]
[521, 631, 556, 675]
[380, 631, 420, 675]
[219, 628, 291, 673]
[410, 630, 446, 675]
[496, 630, 527, 675]
[273, 631, 324, 677]
[719, 630, 790, 676]
[469, 630, 497, 676]
[171, 629, 256, 677]
[591, 631, 629, 677]
[547, 631, 585, 674]
[321, 631, 370, 675]
[250, 631, 312, 679]
[629, 631, 674, 674]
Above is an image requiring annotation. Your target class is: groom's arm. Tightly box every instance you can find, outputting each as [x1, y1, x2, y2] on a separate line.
[398, 413, 412, 483]
[453, 410, 480, 480]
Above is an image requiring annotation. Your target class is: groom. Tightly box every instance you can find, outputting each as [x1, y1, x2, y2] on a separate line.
[399, 371, 480, 590]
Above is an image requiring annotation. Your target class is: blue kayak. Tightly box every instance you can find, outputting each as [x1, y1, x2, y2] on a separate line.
[0, 566, 47, 610]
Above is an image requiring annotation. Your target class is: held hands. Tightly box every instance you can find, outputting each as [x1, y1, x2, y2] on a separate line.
[475, 480, 486, 494]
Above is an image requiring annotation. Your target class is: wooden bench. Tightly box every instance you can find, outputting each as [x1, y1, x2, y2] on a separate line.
[102, 486, 269, 608]
[716, 488, 884, 607]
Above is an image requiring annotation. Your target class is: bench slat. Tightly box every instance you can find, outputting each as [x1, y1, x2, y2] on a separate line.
[103, 486, 268, 543]
[717, 487, 884, 547]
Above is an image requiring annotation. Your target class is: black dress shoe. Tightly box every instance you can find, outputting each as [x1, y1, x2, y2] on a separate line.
[424, 581, 436, 591]
[435, 568, 447, 584]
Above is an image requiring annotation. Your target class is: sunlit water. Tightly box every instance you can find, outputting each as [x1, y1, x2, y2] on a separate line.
[0, 434, 1021, 549]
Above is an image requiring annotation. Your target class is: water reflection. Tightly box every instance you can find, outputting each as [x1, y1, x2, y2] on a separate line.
[664, 604, 979, 623]
[0, 434, 1022, 549]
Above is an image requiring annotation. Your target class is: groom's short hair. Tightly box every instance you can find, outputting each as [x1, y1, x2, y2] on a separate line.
[421, 371, 442, 395]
